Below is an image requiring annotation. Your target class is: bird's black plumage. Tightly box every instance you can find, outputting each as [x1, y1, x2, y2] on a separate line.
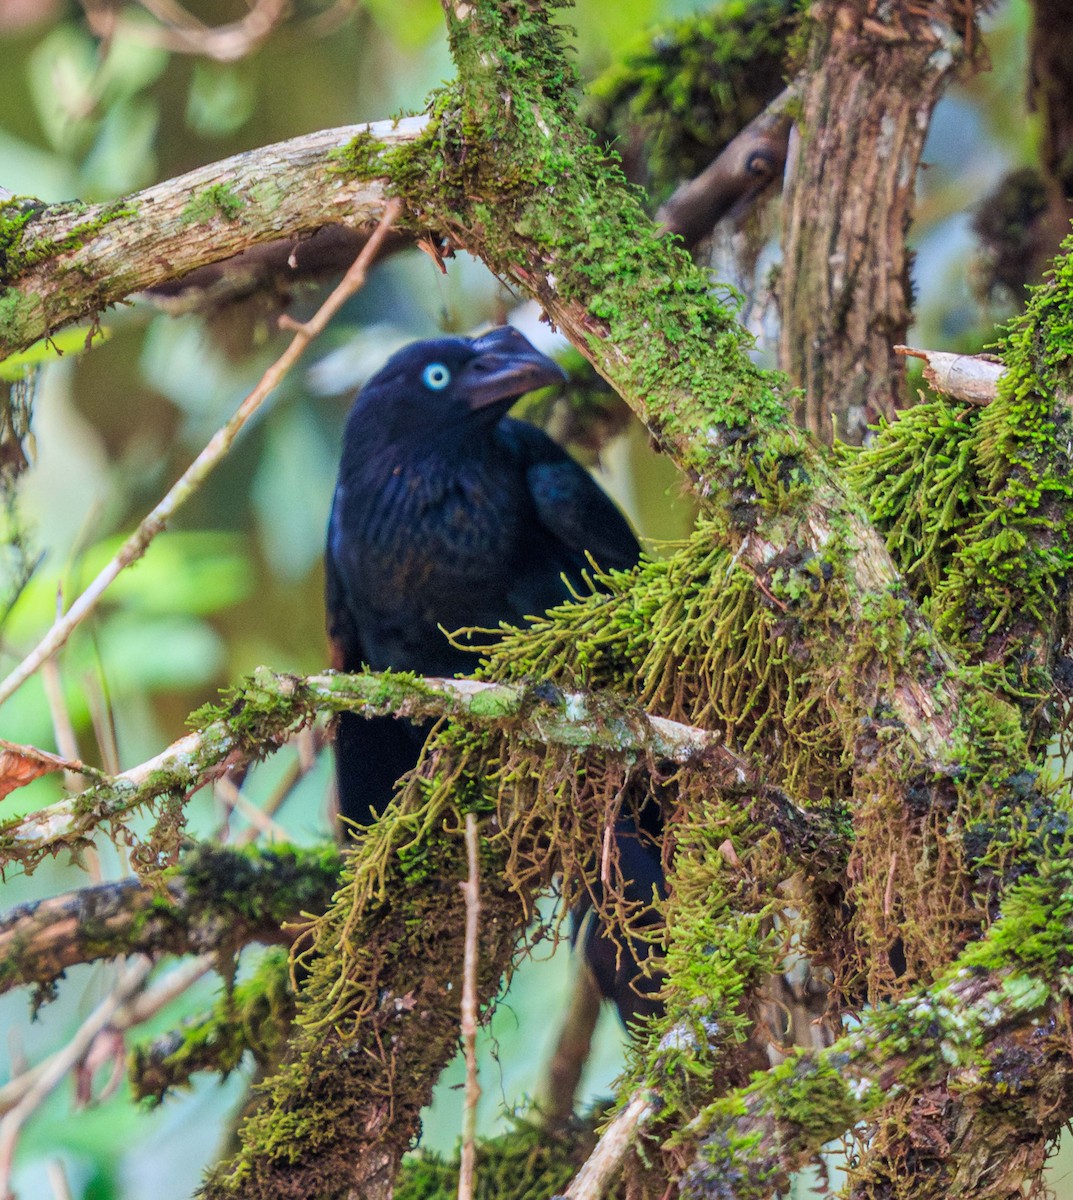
[325, 326, 661, 1024]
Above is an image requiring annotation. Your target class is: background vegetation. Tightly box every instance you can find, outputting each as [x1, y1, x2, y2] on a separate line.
[0, 0, 1062, 1196]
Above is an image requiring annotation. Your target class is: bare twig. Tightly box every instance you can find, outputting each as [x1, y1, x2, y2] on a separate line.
[0, 955, 214, 1119]
[40, 651, 85, 793]
[0, 957, 152, 1195]
[0, 201, 402, 710]
[458, 812, 482, 1200]
[45, 1160, 73, 1200]
[111, 953, 216, 1027]
[81, 0, 287, 62]
[895, 344, 1007, 405]
[215, 776, 290, 843]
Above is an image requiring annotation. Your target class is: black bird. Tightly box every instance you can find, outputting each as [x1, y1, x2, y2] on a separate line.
[325, 326, 662, 1024]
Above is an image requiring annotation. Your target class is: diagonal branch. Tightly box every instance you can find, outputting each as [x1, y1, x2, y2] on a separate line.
[0, 200, 400, 709]
[0, 117, 420, 359]
[656, 87, 795, 248]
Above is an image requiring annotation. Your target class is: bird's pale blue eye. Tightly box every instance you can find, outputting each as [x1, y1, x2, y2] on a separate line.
[422, 363, 451, 390]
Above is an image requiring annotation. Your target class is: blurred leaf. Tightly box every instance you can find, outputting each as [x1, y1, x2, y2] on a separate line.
[80, 98, 160, 198]
[91, 20, 170, 104]
[4, 531, 252, 645]
[139, 314, 260, 436]
[94, 612, 226, 690]
[252, 406, 337, 581]
[0, 326, 111, 382]
[28, 24, 102, 153]
[86, 532, 253, 616]
[186, 63, 256, 138]
[27, 22, 166, 174]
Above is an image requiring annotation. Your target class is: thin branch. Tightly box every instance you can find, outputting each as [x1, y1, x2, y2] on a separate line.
[0, 200, 401, 710]
[560, 1093, 656, 1200]
[45, 1160, 73, 1200]
[215, 776, 290, 843]
[458, 812, 481, 1200]
[40, 653, 86, 793]
[0, 955, 214, 1118]
[0, 957, 152, 1195]
[895, 344, 1007, 405]
[82, 0, 287, 62]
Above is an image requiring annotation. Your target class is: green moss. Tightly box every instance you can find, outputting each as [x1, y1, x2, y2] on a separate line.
[396, 1113, 606, 1200]
[845, 232, 1073, 745]
[130, 946, 295, 1102]
[246, 179, 284, 212]
[180, 183, 246, 226]
[0, 197, 138, 281]
[766, 1053, 869, 1146]
[0, 286, 36, 341]
[372, 13, 792, 476]
[327, 130, 388, 177]
[198, 2, 1073, 1190]
[0, 197, 47, 277]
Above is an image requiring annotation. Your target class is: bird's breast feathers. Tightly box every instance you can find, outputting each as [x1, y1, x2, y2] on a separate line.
[333, 456, 531, 596]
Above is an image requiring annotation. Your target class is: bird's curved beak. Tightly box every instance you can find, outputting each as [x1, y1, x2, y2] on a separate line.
[461, 327, 567, 411]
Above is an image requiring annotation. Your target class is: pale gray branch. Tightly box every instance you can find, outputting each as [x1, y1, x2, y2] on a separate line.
[0, 117, 424, 358]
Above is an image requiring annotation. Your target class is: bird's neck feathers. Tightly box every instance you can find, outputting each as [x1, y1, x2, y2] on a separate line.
[342, 404, 501, 482]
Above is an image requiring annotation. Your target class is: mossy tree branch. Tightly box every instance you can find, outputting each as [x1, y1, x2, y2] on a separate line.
[129, 947, 297, 1104]
[0, 117, 422, 359]
[0, 667, 840, 875]
[0, 843, 342, 999]
[677, 863, 1073, 1200]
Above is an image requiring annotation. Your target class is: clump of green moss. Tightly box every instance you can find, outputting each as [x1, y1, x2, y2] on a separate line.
[327, 130, 388, 177]
[396, 1112, 609, 1200]
[0, 196, 137, 282]
[845, 230, 1073, 751]
[584, 0, 797, 201]
[180, 183, 245, 226]
[130, 946, 295, 1103]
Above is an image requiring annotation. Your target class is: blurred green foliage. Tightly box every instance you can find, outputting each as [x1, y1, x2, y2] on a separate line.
[0, 0, 1050, 1196]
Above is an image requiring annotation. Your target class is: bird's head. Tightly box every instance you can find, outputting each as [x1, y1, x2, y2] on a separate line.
[347, 327, 567, 444]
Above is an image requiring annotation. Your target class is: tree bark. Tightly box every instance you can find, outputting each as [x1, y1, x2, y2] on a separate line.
[779, 0, 967, 444]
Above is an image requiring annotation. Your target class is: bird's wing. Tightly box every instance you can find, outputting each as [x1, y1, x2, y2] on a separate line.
[501, 418, 641, 573]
